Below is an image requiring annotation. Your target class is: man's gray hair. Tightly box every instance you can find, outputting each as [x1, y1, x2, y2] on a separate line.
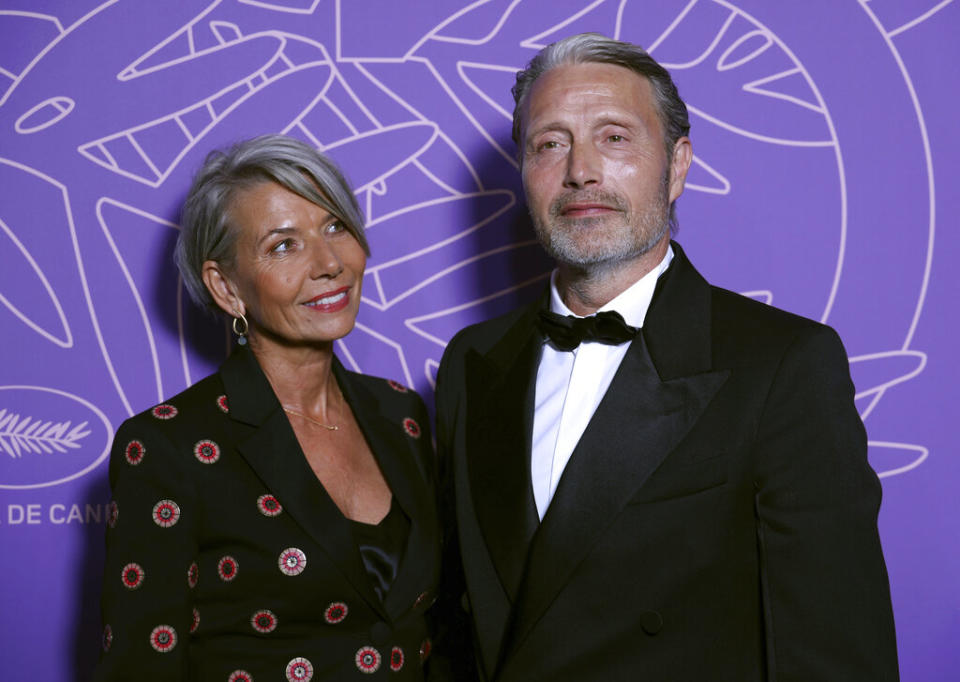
[175, 134, 367, 314]
[511, 33, 691, 232]
[511, 33, 690, 158]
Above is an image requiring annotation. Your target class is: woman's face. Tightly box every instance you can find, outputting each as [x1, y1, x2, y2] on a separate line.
[208, 181, 366, 349]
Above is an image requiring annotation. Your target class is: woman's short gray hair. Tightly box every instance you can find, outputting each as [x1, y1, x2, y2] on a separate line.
[511, 33, 690, 159]
[175, 134, 368, 314]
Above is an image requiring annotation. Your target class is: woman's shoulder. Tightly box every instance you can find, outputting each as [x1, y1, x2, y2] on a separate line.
[118, 371, 228, 435]
[344, 369, 427, 409]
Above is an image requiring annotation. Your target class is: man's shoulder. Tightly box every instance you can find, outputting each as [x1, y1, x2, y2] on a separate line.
[443, 298, 540, 360]
[708, 284, 844, 358]
[710, 284, 813, 325]
[668, 241, 834, 342]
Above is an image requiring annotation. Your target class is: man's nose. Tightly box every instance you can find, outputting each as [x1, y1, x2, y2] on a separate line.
[563, 140, 602, 189]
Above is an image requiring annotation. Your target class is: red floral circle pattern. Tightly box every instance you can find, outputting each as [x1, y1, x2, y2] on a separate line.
[217, 395, 229, 413]
[149, 624, 177, 652]
[390, 646, 404, 672]
[387, 379, 408, 393]
[121, 562, 145, 590]
[124, 440, 145, 465]
[228, 671, 253, 682]
[106, 500, 118, 528]
[187, 561, 198, 588]
[102, 624, 112, 652]
[355, 647, 381, 674]
[193, 439, 221, 464]
[151, 404, 178, 420]
[402, 418, 421, 439]
[278, 548, 306, 576]
[217, 556, 238, 582]
[257, 494, 282, 517]
[152, 499, 180, 528]
[286, 657, 313, 681]
[323, 601, 348, 624]
[251, 609, 277, 633]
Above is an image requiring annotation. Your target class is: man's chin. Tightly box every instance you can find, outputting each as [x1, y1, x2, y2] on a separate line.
[550, 238, 669, 275]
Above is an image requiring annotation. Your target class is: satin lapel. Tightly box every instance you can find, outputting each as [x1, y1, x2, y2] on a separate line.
[334, 361, 439, 621]
[466, 301, 543, 601]
[503, 244, 730, 655]
[221, 349, 384, 615]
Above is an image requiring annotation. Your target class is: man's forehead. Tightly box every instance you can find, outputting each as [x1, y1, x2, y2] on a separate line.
[521, 62, 656, 130]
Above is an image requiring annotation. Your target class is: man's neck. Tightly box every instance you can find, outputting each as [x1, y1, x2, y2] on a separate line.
[556, 238, 670, 316]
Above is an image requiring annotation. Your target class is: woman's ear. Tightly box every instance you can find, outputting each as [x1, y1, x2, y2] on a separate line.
[202, 261, 244, 318]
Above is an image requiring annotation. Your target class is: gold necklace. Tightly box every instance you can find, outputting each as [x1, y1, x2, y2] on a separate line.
[282, 405, 339, 431]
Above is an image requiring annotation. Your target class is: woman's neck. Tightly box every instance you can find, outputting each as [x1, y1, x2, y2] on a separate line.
[249, 338, 340, 416]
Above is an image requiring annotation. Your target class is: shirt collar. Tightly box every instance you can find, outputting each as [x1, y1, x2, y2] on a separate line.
[548, 243, 674, 328]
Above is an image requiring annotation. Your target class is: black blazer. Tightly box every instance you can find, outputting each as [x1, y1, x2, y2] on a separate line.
[95, 346, 440, 680]
[435, 243, 898, 682]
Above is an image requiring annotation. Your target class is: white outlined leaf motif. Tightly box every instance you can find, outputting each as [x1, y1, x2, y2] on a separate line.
[0, 409, 90, 459]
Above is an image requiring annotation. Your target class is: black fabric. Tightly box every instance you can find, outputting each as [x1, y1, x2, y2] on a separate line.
[94, 346, 442, 681]
[351, 497, 411, 602]
[536, 309, 638, 351]
[435, 241, 899, 682]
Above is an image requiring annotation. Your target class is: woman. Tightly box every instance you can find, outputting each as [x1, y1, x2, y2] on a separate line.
[95, 135, 440, 681]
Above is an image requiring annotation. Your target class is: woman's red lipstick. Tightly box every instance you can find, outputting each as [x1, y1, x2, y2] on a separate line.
[303, 286, 351, 313]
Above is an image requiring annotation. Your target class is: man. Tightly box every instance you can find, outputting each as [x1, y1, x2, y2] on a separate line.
[434, 33, 899, 681]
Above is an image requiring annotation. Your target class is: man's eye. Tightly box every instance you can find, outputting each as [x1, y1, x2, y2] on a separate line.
[538, 140, 559, 151]
[608, 134, 625, 142]
[325, 221, 347, 234]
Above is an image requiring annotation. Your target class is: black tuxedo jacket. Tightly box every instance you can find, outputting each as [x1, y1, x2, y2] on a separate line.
[96, 346, 440, 680]
[435, 243, 898, 681]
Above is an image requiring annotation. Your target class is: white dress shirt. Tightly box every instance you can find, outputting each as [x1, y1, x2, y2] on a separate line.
[530, 245, 674, 519]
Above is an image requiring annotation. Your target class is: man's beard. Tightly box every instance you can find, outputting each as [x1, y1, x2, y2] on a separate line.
[531, 171, 671, 272]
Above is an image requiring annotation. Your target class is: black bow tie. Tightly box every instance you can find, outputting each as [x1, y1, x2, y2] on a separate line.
[536, 309, 639, 352]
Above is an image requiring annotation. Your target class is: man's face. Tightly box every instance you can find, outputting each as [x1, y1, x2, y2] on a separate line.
[520, 62, 689, 271]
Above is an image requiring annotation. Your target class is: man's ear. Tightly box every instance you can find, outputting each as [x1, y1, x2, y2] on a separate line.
[667, 136, 693, 204]
[202, 260, 244, 318]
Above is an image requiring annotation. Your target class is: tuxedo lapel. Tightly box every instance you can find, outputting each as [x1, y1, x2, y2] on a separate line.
[502, 245, 730, 656]
[220, 349, 384, 615]
[465, 300, 544, 601]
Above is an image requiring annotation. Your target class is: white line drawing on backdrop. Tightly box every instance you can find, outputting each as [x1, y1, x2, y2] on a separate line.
[0, 200, 73, 348]
[0, 409, 90, 459]
[0, 385, 111, 490]
[0, 0, 936, 485]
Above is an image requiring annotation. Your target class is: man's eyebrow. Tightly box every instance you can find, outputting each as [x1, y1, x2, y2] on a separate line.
[594, 115, 638, 129]
[525, 122, 567, 140]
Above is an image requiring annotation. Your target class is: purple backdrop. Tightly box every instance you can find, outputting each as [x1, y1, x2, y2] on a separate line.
[1, 1, 957, 679]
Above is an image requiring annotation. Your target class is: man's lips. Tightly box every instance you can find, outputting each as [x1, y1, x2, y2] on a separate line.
[303, 286, 351, 312]
[560, 202, 617, 216]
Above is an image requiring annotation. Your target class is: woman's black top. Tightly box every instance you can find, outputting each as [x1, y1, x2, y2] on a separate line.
[350, 496, 411, 602]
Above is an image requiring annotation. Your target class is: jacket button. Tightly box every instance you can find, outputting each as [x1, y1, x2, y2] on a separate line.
[369, 621, 390, 645]
[640, 610, 663, 635]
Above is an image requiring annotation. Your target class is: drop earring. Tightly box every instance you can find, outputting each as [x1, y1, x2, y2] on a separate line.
[232, 312, 248, 346]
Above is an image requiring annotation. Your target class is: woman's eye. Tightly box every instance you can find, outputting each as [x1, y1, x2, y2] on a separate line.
[271, 238, 295, 253]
